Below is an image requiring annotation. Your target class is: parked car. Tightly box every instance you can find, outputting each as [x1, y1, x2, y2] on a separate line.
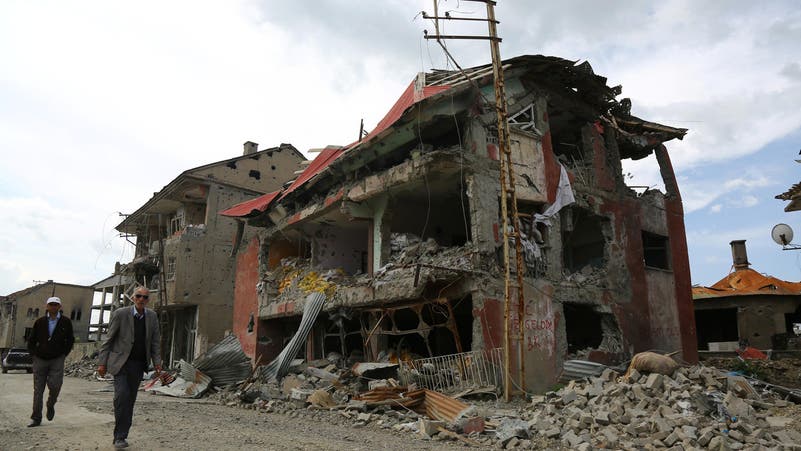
[1, 348, 33, 373]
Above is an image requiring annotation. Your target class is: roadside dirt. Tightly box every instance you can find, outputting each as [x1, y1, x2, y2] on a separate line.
[0, 372, 466, 451]
[701, 357, 801, 389]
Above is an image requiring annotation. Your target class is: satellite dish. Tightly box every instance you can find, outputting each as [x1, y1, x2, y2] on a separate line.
[772, 223, 794, 246]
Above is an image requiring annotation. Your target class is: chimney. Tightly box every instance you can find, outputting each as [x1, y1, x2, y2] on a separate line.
[243, 141, 258, 155]
[730, 240, 750, 270]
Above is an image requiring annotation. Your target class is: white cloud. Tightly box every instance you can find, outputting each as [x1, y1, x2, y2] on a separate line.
[742, 195, 759, 207]
[1, 0, 800, 293]
[709, 204, 722, 213]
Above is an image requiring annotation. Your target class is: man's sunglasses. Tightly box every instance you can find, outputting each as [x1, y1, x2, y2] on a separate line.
[134, 294, 149, 299]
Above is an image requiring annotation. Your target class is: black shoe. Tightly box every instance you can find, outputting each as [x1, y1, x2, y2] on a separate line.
[46, 405, 54, 421]
[27, 420, 41, 427]
[113, 438, 129, 449]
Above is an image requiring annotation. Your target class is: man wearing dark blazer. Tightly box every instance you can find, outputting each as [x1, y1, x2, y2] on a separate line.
[97, 286, 162, 449]
[26, 296, 74, 427]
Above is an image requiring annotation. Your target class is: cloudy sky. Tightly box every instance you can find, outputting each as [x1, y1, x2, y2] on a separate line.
[1, 0, 800, 295]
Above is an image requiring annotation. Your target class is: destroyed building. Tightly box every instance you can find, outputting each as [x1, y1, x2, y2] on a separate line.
[107, 143, 305, 366]
[693, 240, 801, 351]
[0, 281, 93, 353]
[223, 55, 697, 393]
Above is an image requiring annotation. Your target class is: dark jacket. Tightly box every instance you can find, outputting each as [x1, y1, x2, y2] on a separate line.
[27, 313, 74, 359]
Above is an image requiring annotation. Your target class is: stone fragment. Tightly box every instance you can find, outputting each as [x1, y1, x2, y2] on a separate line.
[707, 436, 730, 451]
[562, 430, 582, 448]
[601, 368, 619, 381]
[543, 427, 561, 439]
[593, 411, 610, 426]
[765, 416, 793, 428]
[561, 390, 578, 405]
[728, 430, 744, 442]
[418, 418, 446, 438]
[723, 392, 755, 421]
[645, 373, 664, 390]
[663, 431, 679, 447]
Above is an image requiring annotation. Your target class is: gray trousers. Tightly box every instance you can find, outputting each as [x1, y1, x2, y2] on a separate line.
[31, 355, 65, 421]
[113, 359, 146, 441]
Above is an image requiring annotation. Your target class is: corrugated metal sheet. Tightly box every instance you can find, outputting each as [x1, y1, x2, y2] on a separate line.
[192, 334, 252, 387]
[422, 389, 472, 424]
[146, 360, 211, 398]
[693, 268, 801, 299]
[219, 191, 280, 218]
[260, 292, 326, 381]
[559, 360, 607, 384]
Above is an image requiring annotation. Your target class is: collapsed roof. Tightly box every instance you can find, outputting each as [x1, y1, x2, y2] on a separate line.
[222, 54, 687, 221]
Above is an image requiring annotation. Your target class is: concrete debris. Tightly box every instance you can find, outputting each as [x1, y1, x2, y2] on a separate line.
[203, 357, 801, 449]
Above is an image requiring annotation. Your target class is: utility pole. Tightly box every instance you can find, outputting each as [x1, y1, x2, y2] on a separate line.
[424, 0, 527, 401]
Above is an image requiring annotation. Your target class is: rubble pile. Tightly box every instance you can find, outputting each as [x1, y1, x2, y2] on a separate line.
[524, 366, 801, 450]
[64, 355, 99, 380]
[213, 359, 801, 449]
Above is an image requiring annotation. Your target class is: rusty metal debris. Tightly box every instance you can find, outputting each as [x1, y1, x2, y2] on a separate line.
[399, 348, 502, 394]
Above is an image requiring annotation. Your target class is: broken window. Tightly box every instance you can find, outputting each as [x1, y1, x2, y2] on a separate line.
[169, 210, 185, 235]
[24, 327, 33, 340]
[563, 303, 603, 354]
[388, 174, 471, 248]
[166, 257, 176, 280]
[360, 299, 467, 361]
[563, 303, 623, 357]
[76, 309, 82, 321]
[642, 231, 670, 270]
[70, 309, 76, 320]
[695, 308, 738, 350]
[562, 208, 606, 273]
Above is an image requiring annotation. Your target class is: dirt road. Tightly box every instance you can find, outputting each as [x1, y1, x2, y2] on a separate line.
[0, 372, 466, 451]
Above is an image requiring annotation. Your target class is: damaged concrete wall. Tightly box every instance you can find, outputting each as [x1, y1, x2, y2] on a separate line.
[189, 146, 305, 193]
[695, 295, 801, 349]
[310, 226, 365, 275]
[233, 236, 261, 360]
[6, 283, 93, 348]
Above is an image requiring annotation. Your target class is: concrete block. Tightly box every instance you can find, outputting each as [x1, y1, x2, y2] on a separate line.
[600, 368, 619, 381]
[680, 425, 697, 440]
[645, 373, 664, 390]
[601, 428, 619, 448]
[561, 390, 578, 405]
[723, 392, 755, 421]
[562, 430, 582, 448]
[593, 411, 610, 426]
[543, 427, 561, 439]
[631, 384, 647, 400]
[663, 431, 679, 447]
[418, 418, 446, 438]
[727, 430, 744, 442]
[765, 416, 793, 428]
[653, 430, 670, 441]
[708, 436, 731, 451]
[627, 368, 642, 382]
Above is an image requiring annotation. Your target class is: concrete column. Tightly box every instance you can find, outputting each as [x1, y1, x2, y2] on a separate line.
[371, 194, 389, 273]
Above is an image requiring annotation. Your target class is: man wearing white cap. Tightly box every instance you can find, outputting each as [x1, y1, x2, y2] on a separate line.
[26, 296, 74, 427]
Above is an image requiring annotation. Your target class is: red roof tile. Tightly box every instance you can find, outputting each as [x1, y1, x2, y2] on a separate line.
[693, 268, 801, 299]
[219, 191, 280, 218]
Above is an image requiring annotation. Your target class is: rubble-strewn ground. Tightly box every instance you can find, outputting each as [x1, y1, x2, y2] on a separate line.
[0, 373, 466, 451]
[8, 356, 801, 450]
[701, 357, 801, 389]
